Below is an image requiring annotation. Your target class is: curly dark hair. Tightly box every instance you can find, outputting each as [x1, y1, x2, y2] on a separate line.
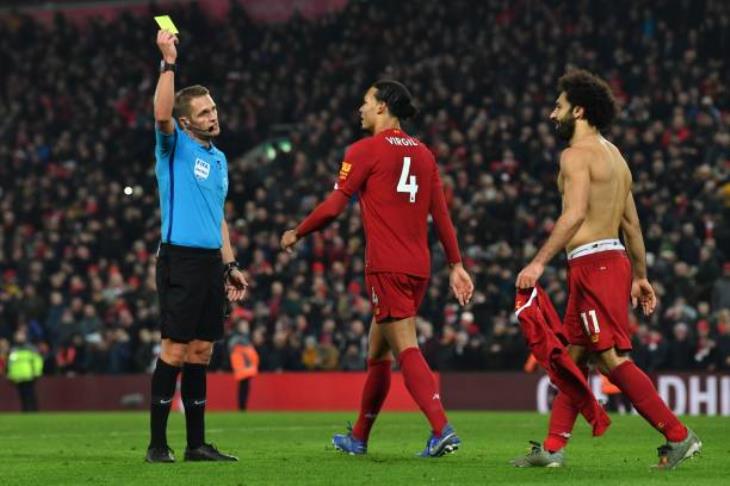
[558, 70, 617, 131]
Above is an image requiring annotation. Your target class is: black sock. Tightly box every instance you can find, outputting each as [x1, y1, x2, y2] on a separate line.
[149, 358, 181, 448]
[182, 363, 207, 449]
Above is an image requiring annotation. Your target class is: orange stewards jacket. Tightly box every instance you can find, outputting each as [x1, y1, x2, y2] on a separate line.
[230, 344, 259, 381]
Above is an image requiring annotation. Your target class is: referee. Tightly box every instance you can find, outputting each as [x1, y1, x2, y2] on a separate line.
[146, 29, 248, 463]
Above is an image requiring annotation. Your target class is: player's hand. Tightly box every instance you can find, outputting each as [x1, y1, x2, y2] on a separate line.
[280, 229, 299, 253]
[631, 277, 657, 316]
[516, 261, 544, 289]
[156, 29, 178, 63]
[226, 268, 249, 302]
[449, 263, 474, 306]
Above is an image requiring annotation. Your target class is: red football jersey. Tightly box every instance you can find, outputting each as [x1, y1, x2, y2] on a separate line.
[334, 128, 460, 277]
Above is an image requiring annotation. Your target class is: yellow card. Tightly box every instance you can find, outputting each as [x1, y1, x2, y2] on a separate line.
[154, 15, 179, 34]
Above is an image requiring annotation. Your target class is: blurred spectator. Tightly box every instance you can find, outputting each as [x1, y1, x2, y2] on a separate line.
[228, 319, 259, 411]
[633, 327, 669, 372]
[712, 263, 730, 311]
[6, 328, 43, 411]
[715, 310, 730, 370]
[340, 344, 366, 371]
[0, 338, 9, 374]
[55, 334, 87, 375]
[417, 318, 440, 367]
[693, 320, 717, 370]
[134, 328, 160, 373]
[301, 335, 320, 370]
[667, 323, 694, 370]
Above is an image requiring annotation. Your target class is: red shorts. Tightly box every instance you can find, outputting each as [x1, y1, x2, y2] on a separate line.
[564, 250, 633, 352]
[365, 272, 428, 323]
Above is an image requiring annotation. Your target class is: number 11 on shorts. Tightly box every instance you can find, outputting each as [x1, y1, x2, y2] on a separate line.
[580, 309, 600, 337]
[398, 156, 418, 203]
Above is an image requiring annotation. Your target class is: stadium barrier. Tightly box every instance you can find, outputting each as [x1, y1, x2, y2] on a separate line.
[1, 372, 728, 415]
[0, 372, 423, 412]
[442, 372, 730, 416]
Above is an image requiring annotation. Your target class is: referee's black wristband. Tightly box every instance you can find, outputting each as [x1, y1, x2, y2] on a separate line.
[223, 261, 241, 280]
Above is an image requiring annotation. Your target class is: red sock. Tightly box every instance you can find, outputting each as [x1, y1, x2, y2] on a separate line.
[609, 361, 687, 442]
[398, 347, 447, 436]
[351, 359, 391, 442]
[544, 391, 579, 452]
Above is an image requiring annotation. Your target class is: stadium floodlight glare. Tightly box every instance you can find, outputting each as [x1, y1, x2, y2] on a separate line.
[266, 145, 277, 160]
[279, 140, 292, 153]
[123, 186, 133, 196]
[240, 136, 293, 164]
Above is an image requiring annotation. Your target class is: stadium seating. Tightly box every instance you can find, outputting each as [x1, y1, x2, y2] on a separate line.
[0, 0, 728, 375]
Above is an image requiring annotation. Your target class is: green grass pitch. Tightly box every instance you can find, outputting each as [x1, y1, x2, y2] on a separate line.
[1, 411, 727, 485]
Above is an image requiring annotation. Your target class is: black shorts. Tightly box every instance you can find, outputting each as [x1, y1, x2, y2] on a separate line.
[156, 243, 225, 343]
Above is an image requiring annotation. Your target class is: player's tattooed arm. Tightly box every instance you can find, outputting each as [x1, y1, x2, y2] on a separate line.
[516, 148, 589, 289]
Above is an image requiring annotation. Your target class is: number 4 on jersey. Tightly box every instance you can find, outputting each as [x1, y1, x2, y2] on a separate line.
[397, 156, 419, 203]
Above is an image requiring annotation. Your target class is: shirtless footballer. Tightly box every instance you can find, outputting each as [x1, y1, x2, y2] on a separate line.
[513, 70, 701, 470]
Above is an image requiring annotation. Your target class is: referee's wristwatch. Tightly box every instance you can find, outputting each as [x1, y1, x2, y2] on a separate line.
[224, 261, 241, 281]
[159, 60, 176, 73]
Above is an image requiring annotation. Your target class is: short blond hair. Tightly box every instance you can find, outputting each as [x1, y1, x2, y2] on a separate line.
[173, 84, 210, 118]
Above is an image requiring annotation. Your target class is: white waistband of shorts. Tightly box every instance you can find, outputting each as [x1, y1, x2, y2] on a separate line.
[567, 238, 625, 260]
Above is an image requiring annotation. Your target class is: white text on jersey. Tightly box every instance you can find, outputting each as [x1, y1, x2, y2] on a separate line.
[385, 137, 418, 147]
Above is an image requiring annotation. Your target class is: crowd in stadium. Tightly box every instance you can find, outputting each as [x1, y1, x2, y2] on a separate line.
[1, 0, 729, 377]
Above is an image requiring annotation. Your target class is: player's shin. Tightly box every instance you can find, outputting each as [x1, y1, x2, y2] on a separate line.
[352, 359, 392, 442]
[608, 361, 687, 442]
[398, 347, 447, 436]
[544, 391, 579, 452]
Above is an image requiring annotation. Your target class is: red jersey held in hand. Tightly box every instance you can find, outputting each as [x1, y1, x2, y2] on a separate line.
[331, 128, 461, 277]
[515, 286, 611, 437]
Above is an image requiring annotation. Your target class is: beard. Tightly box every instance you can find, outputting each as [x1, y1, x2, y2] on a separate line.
[554, 114, 576, 141]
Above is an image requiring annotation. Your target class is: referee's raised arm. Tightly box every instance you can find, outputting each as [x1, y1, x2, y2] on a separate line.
[154, 30, 178, 135]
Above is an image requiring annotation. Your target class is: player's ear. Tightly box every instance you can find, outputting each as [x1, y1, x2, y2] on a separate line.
[376, 100, 387, 116]
[178, 116, 190, 128]
[572, 105, 585, 121]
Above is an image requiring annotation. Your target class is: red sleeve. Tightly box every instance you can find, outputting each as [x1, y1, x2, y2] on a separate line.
[335, 139, 375, 198]
[295, 191, 349, 237]
[296, 140, 374, 237]
[429, 163, 462, 264]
